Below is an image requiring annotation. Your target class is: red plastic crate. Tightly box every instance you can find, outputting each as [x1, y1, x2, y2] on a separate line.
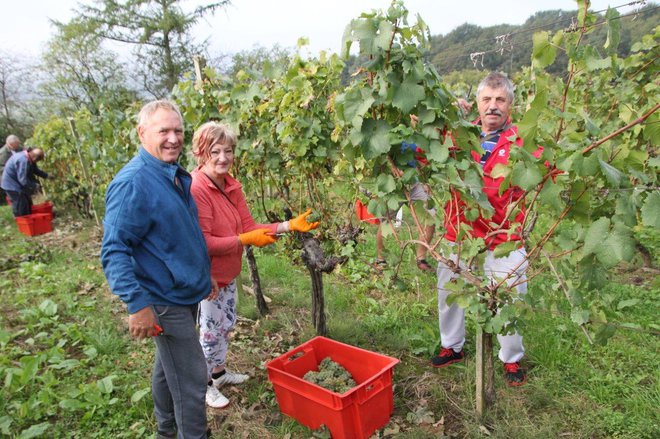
[15, 213, 53, 236]
[266, 336, 399, 439]
[32, 201, 53, 217]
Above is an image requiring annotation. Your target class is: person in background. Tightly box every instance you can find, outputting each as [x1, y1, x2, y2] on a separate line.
[0, 135, 23, 205]
[431, 72, 537, 387]
[368, 142, 436, 271]
[399, 141, 436, 271]
[1, 147, 48, 217]
[404, 99, 472, 270]
[101, 100, 216, 439]
[190, 121, 320, 409]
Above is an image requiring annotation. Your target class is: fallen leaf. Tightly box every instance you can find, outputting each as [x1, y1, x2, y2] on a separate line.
[383, 422, 400, 436]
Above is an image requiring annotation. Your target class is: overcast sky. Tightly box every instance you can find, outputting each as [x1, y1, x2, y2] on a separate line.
[0, 0, 641, 58]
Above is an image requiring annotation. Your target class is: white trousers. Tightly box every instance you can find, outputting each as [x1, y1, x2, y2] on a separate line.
[437, 248, 528, 363]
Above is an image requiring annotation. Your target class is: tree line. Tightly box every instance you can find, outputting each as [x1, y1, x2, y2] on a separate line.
[2, 1, 658, 144]
[427, 3, 659, 75]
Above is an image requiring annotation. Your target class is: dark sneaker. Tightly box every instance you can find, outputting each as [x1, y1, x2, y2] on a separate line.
[416, 258, 434, 271]
[374, 258, 387, 270]
[430, 348, 465, 368]
[503, 362, 527, 386]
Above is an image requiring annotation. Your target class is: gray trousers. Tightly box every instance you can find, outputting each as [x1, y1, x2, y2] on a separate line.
[152, 304, 208, 439]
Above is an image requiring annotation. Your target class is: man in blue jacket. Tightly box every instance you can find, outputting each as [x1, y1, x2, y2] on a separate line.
[1, 147, 49, 217]
[101, 100, 217, 439]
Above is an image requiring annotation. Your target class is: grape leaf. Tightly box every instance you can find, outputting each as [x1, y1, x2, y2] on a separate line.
[510, 162, 543, 191]
[582, 217, 610, 256]
[532, 31, 556, 68]
[641, 191, 660, 228]
[598, 159, 623, 188]
[393, 79, 425, 113]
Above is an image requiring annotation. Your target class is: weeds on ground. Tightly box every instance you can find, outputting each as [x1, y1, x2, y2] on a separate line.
[1, 206, 658, 438]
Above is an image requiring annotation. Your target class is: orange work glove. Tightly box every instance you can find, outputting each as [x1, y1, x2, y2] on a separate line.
[238, 228, 277, 247]
[289, 209, 320, 233]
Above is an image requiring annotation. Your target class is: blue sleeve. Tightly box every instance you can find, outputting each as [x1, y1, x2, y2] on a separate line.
[100, 178, 151, 313]
[16, 158, 30, 188]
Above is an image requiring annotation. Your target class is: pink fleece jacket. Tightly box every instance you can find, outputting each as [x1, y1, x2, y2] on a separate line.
[190, 168, 278, 287]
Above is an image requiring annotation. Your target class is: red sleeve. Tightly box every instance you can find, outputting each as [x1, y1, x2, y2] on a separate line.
[192, 182, 242, 257]
[232, 188, 279, 234]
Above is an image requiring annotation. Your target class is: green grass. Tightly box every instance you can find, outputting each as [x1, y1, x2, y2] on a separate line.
[1, 204, 658, 438]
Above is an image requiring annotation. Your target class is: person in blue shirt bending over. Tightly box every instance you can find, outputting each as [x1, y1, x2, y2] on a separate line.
[1, 147, 49, 217]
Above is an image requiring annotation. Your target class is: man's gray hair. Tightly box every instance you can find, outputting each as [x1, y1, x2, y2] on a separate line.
[137, 100, 183, 128]
[6, 134, 19, 145]
[476, 72, 514, 103]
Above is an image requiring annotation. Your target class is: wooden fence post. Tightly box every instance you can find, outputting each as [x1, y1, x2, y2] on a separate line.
[476, 325, 496, 419]
[193, 55, 206, 89]
[476, 326, 485, 418]
[67, 118, 100, 226]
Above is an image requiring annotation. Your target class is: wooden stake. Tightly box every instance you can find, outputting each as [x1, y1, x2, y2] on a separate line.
[193, 55, 206, 89]
[244, 246, 269, 316]
[476, 326, 485, 418]
[67, 117, 100, 226]
[476, 326, 496, 419]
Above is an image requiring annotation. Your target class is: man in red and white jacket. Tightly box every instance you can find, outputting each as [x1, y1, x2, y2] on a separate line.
[432, 72, 534, 386]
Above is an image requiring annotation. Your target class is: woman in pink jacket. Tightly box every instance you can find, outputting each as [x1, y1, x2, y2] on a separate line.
[190, 122, 319, 409]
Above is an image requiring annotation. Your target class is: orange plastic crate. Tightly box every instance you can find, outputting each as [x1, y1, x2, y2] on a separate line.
[266, 336, 399, 439]
[32, 201, 53, 218]
[15, 213, 53, 236]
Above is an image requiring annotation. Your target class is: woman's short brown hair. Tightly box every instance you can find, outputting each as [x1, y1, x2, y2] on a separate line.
[191, 122, 238, 165]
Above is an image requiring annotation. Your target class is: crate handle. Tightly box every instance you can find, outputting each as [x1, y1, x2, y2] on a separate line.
[286, 347, 311, 363]
[355, 374, 386, 404]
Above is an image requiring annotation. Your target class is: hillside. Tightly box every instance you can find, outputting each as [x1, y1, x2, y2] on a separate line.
[428, 4, 659, 75]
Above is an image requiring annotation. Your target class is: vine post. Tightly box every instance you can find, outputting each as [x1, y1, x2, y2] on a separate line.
[192, 55, 206, 89]
[66, 117, 100, 225]
[475, 327, 495, 418]
[244, 246, 269, 316]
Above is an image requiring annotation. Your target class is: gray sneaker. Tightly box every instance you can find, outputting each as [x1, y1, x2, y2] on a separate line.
[212, 370, 249, 388]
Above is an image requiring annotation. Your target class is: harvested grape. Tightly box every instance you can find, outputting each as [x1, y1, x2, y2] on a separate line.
[303, 357, 356, 393]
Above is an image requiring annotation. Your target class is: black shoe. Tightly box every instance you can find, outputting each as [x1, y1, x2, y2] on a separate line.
[430, 348, 464, 368]
[416, 258, 434, 271]
[503, 362, 527, 386]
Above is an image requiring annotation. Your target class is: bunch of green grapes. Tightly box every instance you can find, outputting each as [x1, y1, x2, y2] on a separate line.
[303, 357, 356, 393]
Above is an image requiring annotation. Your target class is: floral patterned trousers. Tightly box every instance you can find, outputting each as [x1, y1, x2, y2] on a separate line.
[198, 279, 238, 378]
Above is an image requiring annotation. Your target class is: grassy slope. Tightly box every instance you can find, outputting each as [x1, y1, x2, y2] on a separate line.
[1, 206, 658, 438]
